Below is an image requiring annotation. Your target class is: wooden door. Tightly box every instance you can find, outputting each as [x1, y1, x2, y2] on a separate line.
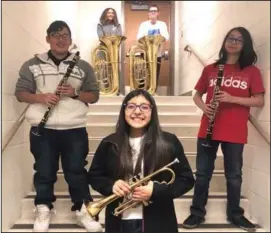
[123, 1, 171, 92]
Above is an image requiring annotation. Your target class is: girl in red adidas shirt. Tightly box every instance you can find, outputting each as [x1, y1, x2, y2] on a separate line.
[182, 27, 265, 232]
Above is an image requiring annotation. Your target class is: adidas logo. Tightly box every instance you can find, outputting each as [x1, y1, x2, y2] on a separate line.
[209, 76, 248, 90]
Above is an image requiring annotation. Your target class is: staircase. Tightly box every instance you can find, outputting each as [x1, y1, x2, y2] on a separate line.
[9, 96, 264, 232]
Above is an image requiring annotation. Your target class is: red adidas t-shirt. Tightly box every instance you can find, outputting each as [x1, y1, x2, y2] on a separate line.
[195, 63, 265, 144]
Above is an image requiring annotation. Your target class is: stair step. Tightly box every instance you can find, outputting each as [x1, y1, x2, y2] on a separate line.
[12, 191, 262, 232]
[87, 123, 201, 138]
[94, 96, 194, 104]
[88, 136, 223, 154]
[9, 223, 264, 232]
[59, 154, 225, 171]
[32, 173, 227, 193]
[25, 192, 246, 200]
[88, 136, 198, 152]
[88, 103, 198, 113]
[87, 112, 202, 124]
[20, 198, 249, 223]
[57, 169, 225, 176]
[87, 123, 200, 137]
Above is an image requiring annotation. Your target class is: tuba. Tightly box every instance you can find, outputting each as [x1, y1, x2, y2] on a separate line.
[127, 35, 167, 95]
[85, 158, 179, 219]
[91, 35, 126, 95]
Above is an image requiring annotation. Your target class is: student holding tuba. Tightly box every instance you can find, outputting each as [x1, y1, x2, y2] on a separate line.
[93, 7, 125, 96]
[87, 89, 195, 233]
[97, 8, 122, 38]
[136, 4, 169, 93]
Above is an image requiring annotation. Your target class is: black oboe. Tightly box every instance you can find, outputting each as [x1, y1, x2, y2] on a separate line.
[31, 51, 80, 136]
[202, 64, 224, 148]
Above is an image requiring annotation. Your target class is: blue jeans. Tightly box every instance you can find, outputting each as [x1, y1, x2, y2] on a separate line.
[190, 138, 245, 219]
[120, 219, 143, 233]
[30, 127, 91, 210]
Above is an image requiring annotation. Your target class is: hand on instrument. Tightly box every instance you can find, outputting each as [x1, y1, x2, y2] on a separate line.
[39, 93, 60, 106]
[112, 180, 131, 197]
[132, 181, 153, 201]
[216, 91, 234, 103]
[57, 84, 75, 97]
[203, 104, 214, 119]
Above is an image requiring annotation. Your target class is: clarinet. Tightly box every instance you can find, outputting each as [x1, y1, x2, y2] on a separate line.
[202, 64, 224, 148]
[31, 51, 80, 136]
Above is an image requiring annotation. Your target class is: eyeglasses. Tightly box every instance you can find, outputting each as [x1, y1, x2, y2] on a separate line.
[50, 33, 70, 41]
[226, 37, 244, 45]
[124, 103, 152, 113]
[149, 10, 158, 13]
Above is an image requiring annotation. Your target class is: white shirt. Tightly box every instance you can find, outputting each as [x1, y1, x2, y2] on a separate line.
[121, 136, 144, 220]
[136, 20, 169, 57]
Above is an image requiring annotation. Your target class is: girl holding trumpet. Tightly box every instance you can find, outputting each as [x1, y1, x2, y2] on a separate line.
[88, 89, 195, 233]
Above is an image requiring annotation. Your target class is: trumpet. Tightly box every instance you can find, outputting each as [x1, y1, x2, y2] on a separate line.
[85, 158, 179, 219]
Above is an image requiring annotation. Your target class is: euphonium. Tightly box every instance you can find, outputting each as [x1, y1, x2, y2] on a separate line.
[91, 35, 126, 96]
[202, 64, 224, 148]
[85, 158, 179, 219]
[128, 35, 166, 95]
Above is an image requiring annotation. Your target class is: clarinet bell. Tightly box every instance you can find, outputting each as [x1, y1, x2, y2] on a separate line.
[30, 127, 42, 137]
[31, 129, 41, 137]
[201, 141, 212, 148]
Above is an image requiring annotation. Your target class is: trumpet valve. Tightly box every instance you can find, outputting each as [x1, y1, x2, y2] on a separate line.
[130, 173, 141, 183]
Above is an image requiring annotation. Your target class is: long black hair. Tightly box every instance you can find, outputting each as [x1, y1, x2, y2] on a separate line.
[99, 8, 119, 26]
[114, 89, 173, 180]
[215, 27, 257, 69]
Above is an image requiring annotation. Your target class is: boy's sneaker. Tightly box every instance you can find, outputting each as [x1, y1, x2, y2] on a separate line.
[76, 204, 103, 232]
[228, 216, 256, 232]
[33, 204, 53, 232]
[182, 214, 205, 229]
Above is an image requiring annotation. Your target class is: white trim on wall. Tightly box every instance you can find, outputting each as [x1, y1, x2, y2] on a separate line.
[173, 1, 180, 96]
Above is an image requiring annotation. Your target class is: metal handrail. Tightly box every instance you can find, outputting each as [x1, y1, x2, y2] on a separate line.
[184, 44, 270, 145]
[2, 104, 29, 152]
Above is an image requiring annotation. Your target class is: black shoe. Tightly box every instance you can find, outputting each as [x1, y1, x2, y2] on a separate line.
[228, 216, 256, 232]
[182, 214, 205, 229]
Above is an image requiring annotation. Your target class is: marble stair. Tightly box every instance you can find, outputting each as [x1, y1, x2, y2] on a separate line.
[9, 96, 264, 232]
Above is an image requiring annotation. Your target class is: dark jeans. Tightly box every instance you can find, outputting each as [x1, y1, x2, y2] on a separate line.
[121, 219, 143, 233]
[190, 138, 245, 219]
[30, 127, 92, 211]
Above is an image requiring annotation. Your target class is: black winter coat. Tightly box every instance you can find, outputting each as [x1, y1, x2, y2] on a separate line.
[87, 131, 195, 233]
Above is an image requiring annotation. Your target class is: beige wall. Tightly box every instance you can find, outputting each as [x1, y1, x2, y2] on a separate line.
[242, 124, 270, 231]
[2, 1, 50, 230]
[1, 1, 123, 230]
[177, 1, 270, 230]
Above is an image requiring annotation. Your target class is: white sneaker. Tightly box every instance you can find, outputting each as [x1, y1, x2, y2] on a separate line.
[76, 204, 103, 232]
[33, 204, 53, 232]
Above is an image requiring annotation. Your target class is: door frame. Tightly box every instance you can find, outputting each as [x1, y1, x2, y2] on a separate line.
[120, 1, 176, 96]
[120, 1, 126, 95]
